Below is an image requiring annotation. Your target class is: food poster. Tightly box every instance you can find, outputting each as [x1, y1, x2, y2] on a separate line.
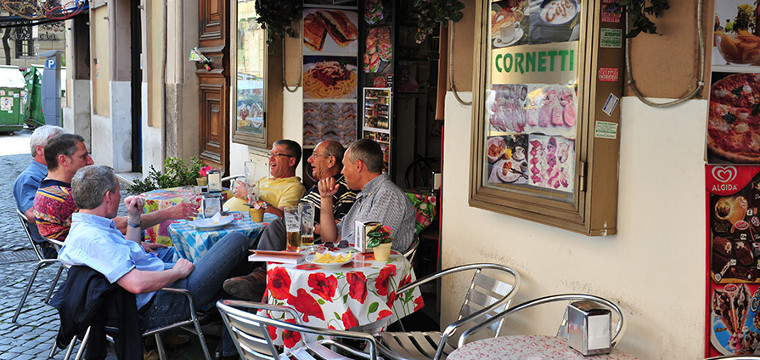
[706, 165, 760, 356]
[707, 1, 760, 165]
[485, 0, 579, 196]
[303, 8, 359, 56]
[303, 102, 357, 147]
[235, 0, 265, 136]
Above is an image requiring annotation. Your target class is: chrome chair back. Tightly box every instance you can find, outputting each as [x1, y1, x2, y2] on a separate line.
[12, 208, 64, 323]
[217, 299, 379, 360]
[460, 294, 626, 348]
[376, 263, 520, 360]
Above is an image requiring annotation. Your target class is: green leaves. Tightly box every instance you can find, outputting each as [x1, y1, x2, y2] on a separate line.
[412, 0, 465, 43]
[255, 0, 303, 51]
[606, 0, 670, 38]
[126, 157, 204, 194]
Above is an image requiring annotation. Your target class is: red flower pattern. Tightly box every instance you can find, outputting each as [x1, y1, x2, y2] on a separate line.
[346, 272, 367, 303]
[341, 308, 359, 329]
[375, 264, 397, 296]
[413, 295, 424, 311]
[387, 291, 397, 309]
[267, 317, 303, 348]
[399, 274, 412, 288]
[287, 288, 325, 321]
[296, 263, 321, 270]
[268, 267, 292, 300]
[377, 309, 393, 321]
[308, 272, 337, 301]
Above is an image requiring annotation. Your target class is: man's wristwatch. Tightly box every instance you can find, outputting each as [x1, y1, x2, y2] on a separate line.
[128, 218, 142, 228]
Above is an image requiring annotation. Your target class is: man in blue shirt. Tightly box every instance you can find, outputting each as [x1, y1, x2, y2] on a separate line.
[13, 125, 66, 258]
[58, 165, 250, 359]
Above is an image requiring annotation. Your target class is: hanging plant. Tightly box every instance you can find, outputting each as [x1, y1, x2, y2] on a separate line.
[255, 0, 303, 50]
[412, 0, 465, 44]
[605, 0, 671, 38]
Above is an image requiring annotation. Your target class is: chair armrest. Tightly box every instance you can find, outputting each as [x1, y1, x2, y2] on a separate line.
[219, 299, 300, 320]
[159, 287, 197, 313]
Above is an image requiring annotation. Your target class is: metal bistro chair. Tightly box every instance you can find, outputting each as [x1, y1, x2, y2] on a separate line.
[402, 236, 420, 263]
[375, 263, 521, 360]
[217, 299, 379, 360]
[58, 287, 213, 360]
[460, 294, 627, 349]
[12, 208, 64, 323]
[706, 357, 760, 359]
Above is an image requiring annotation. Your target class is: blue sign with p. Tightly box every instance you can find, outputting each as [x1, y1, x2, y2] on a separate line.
[46, 58, 56, 69]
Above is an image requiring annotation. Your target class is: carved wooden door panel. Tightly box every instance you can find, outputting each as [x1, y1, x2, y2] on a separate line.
[197, 0, 229, 173]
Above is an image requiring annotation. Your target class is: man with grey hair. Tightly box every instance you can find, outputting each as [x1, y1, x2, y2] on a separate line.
[58, 165, 250, 359]
[33, 133, 196, 243]
[318, 138, 415, 252]
[13, 125, 66, 258]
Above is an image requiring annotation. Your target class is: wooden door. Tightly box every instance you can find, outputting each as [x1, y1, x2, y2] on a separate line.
[197, 0, 230, 173]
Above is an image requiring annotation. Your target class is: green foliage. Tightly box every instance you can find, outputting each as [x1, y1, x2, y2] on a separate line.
[412, 0, 465, 43]
[127, 157, 203, 194]
[606, 0, 670, 38]
[366, 224, 393, 248]
[255, 0, 303, 52]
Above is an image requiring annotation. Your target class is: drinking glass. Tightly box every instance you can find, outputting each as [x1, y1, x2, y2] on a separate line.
[299, 202, 315, 248]
[283, 206, 301, 252]
[244, 161, 260, 202]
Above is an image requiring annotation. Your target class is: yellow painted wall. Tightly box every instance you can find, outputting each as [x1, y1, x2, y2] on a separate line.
[146, 0, 164, 128]
[92, 6, 110, 116]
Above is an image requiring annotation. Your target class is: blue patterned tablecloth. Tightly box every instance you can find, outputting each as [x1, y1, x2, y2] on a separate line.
[168, 212, 276, 262]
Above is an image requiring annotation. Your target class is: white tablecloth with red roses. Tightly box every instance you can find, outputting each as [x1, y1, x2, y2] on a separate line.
[447, 335, 638, 360]
[262, 252, 423, 350]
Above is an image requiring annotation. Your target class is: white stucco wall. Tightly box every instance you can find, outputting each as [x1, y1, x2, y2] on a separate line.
[440, 93, 706, 359]
[62, 79, 91, 143]
[90, 81, 132, 171]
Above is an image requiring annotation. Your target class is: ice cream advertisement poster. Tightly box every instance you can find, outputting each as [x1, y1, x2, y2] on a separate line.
[706, 165, 760, 356]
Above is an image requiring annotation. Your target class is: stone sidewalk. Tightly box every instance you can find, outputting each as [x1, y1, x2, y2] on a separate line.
[0, 129, 213, 359]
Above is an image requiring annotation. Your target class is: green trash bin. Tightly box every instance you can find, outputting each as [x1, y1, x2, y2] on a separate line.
[23, 65, 44, 128]
[0, 65, 26, 133]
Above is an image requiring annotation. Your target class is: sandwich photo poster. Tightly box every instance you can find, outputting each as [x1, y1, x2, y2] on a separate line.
[706, 1, 760, 165]
[303, 8, 359, 56]
[706, 165, 760, 356]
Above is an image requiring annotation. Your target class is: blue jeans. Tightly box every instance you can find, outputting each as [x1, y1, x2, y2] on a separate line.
[140, 232, 248, 356]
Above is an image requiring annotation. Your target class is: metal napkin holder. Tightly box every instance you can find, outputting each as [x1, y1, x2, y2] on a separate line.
[565, 300, 612, 356]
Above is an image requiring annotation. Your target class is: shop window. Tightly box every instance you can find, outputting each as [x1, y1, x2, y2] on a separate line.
[15, 39, 35, 58]
[231, 0, 271, 148]
[469, 0, 624, 235]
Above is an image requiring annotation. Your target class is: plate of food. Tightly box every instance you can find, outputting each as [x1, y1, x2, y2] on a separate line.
[188, 213, 234, 230]
[305, 251, 354, 267]
[303, 60, 358, 99]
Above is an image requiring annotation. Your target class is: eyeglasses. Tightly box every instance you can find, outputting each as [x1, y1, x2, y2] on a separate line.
[269, 152, 294, 158]
[309, 152, 329, 159]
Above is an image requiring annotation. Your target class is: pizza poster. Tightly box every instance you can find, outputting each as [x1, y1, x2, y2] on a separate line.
[707, 0, 760, 165]
[706, 165, 760, 356]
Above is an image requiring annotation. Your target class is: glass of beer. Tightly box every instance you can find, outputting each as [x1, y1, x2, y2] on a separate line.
[284, 206, 301, 251]
[299, 202, 315, 248]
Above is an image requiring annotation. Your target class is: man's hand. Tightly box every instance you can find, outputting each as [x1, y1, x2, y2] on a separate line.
[234, 180, 248, 199]
[124, 196, 145, 221]
[318, 177, 339, 198]
[172, 259, 194, 279]
[264, 203, 285, 217]
[141, 241, 168, 254]
[164, 203, 198, 220]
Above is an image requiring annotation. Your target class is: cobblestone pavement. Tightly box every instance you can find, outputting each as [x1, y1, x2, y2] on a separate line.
[0, 129, 213, 359]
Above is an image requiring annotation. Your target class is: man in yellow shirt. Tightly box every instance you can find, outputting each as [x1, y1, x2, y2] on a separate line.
[223, 140, 306, 217]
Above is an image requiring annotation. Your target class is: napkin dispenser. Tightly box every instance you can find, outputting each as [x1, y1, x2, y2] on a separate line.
[566, 301, 611, 356]
[353, 220, 380, 253]
[207, 170, 222, 193]
[200, 194, 221, 218]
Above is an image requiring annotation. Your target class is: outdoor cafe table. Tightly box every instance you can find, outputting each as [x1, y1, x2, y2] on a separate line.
[262, 251, 423, 350]
[168, 212, 276, 263]
[446, 335, 638, 360]
[138, 187, 231, 246]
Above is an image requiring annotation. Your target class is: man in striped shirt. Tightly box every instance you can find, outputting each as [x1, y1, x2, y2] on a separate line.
[222, 140, 356, 300]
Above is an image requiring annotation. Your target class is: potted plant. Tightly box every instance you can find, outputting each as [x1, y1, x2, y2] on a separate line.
[366, 224, 393, 261]
[127, 157, 206, 194]
[412, 0, 465, 43]
[197, 165, 212, 186]
[255, 0, 303, 50]
[605, 0, 670, 38]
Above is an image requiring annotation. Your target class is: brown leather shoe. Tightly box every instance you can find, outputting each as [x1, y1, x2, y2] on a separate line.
[222, 267, 267, 301]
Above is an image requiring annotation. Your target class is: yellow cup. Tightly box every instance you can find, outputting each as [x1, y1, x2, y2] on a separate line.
[249, 207, 265, 222]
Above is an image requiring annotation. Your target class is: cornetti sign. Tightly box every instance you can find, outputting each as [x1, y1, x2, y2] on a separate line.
[491, 42, 577, 84]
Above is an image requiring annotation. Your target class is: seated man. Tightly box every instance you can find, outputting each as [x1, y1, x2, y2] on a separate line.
[58, 165, 249, 359]
[33, 133, 197, 243]
[223, 139, 306, 217]
[13, 125, 66, 258]
[222, 140, 357, 299]
[319, 139, 416, 253]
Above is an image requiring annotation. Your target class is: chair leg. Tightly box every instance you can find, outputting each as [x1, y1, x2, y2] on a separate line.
[60, 337, 77, 360]
[12, 261, 44, 323]
[72, 326, 91, 360]
[192, 317, 213, 360]
[155, 334, 166, 360]
[44, 264, 64, 304]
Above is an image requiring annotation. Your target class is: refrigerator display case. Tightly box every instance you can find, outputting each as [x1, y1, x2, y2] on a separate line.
[362, 87, 391, 170]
